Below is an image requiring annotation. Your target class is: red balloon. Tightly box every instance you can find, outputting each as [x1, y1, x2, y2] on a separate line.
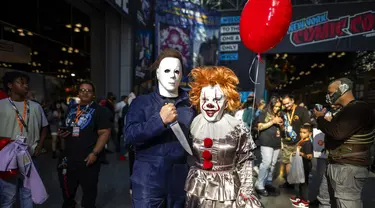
[240, 0, 292, 53]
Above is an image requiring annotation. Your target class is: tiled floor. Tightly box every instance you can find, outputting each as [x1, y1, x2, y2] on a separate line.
[33, 143, 375, 208]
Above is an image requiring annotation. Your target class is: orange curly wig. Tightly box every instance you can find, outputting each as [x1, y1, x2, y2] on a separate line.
[189, 66, 240, 112]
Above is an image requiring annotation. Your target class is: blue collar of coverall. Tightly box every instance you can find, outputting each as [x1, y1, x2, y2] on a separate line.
[152, 85, 189, 106]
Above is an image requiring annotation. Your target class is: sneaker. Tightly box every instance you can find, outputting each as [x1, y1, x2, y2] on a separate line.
[292, 199, 309, 208]
[290, 196, 301, 203]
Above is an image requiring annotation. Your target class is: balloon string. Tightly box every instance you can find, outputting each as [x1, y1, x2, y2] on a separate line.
[248, 54, 261, 131]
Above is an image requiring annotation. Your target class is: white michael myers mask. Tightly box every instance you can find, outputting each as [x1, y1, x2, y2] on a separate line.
[200, 84, 227, 122]
[156, 57, 182, 98]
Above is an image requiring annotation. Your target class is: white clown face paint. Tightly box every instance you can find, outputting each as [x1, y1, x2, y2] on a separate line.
[200, 84, 227, 122]
[156, 57, 182, 98]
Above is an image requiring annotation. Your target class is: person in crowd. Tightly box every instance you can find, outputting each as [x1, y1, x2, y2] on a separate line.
[280, 94, 311, 188]
[255, 96, 283, 197]
[290, 124, 314, 208]
[48, 101, 66, 159]
[58, 80, 112, 208]
[314, 78, 375, 208]
[99, 92, 117, 153]
[115, 95, 128, 158]
[124, 48, 195, 207]
[124, 92, 136, 192]
[0, 71, 49, 207]
[0, 89, 8, 99]
[185, 66, 261, 207]
[242, 93, 256, 129]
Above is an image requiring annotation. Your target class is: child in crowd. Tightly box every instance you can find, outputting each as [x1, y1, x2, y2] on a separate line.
[290, 123, 313, 208]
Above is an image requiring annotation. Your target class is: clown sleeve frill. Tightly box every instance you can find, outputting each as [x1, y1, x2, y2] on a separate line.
[235, 125, 263, 208]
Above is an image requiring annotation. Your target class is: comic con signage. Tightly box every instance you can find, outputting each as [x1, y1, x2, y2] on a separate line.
[269, 2, 375, 53]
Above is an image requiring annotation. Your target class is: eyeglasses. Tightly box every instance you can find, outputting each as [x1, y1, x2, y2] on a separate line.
[79, 88, 93, 94]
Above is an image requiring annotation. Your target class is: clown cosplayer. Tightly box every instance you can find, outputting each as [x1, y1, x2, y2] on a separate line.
[124, 48, 195, 207]
[185, 66, 262, 208]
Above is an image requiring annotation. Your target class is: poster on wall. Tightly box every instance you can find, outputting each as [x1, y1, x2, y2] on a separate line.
[134, 30, 153, 92]
[158, 23, 191, 74]
[137, 0, 152, 26]
[155, 0, 221, 87]
[269, 2, 375, 53]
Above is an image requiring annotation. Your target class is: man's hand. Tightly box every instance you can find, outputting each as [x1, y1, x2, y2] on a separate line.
[314, 108, 327, 118]
[33, 144, 42, 157]
[160, 103, 177, 125]
[58, 129, 71, 138]
[85, 153, 97, 166]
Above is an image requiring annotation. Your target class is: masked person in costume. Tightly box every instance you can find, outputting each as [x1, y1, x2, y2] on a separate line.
[314, 78, 375, 208]
[185, 66, 262, 208]
[124, 48, 195, 207]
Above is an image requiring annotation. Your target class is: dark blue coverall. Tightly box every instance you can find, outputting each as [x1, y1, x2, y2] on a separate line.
[124, 88, 195, 208]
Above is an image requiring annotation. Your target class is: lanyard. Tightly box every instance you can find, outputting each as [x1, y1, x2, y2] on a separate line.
[297, 137, 310, 147]
[286, 105, 296, 125]
[74, 102, 92, 125]
[8, 98, 30, 133]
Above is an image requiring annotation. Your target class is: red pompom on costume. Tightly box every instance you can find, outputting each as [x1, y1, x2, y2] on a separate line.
[203, 160, 213, 170]
[202, 150, 212, 160]
[203, 138, 213, 148]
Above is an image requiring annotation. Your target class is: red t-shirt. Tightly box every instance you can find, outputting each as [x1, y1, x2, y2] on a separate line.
[0, 90, 8, 100]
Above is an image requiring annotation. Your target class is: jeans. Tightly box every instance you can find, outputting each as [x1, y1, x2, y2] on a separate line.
[0, 177, 33, 208]
[255, 146, 280, 189]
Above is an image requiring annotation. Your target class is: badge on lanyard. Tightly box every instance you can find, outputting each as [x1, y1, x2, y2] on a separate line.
[72, 126, 80, 137]
[287, 126, 293, 133]
[16, 135, 26, 143]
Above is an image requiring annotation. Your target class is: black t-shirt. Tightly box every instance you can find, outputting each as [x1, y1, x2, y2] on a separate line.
[282, 106, 310, 145]
[300, 139, 313, 173]
[257, 111, 282, 149]
[64, 102, 112, 162]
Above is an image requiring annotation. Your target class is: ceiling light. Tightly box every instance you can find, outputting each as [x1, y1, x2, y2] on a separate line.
[291, 77, 295, 80]
[64, 60, 69, 65]
[319, 64, 325, 68]
[305, 71, 311, 75]
[69, 62, 74, 65]
[328, 55, 333, 58]
[83, 27, 89, 32]
[8, 64, 12, 67]
[58, 69, 61, 72]
[311, 63, 317, 68]
[35, 70, 39, 73]
[74, 49, 79, 53]
[32, 62, 36, 66]
[57, 75, 61, 78]
[71, 73, 76, 77]
[275, 54, 280, 58]
[65, 24, 72, 28]
[29, 52, 32, 55]
[299, 71, 305, 75]
[75, 23, 82, 28]
[341, 52, 345, 56]
[74, 28, 80, 32]
[296, 77, 300, 80]
[17, 28, 23, 32]
[68, 50, 73, 54]
[289, 81, 292, 84]
[274, 64, 278, 68]
[337, 55, 342, 58]
[283, 84, 287, 87]
[28, 62, 31, 65]
[59, 60, 63, 64]
[37, 63, 41, 66]
[11, 29, 15, 33]
[19, 32, 25, 36]
[62, 47, 66, 51]
[332, 52, 336, 56]
[62, 69, 66, 73]
[33, 51, 38, 55]
[68, 47, 73, 51]
[27, 31, 33, 36]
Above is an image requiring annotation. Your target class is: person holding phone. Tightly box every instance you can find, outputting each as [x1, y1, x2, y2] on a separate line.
[58, 80, 112, 208]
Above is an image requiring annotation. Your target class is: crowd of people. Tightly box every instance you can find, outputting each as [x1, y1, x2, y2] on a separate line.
[0, 48, 375, 208]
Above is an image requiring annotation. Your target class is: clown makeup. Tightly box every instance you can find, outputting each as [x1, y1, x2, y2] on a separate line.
[200, 84, 227, 122]
[157, 57, 182, 98]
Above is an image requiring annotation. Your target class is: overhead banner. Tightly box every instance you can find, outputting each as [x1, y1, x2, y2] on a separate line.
[155, 0, 221, 87]
[270, 2, 375, 53]
[0, 40, 31, 64]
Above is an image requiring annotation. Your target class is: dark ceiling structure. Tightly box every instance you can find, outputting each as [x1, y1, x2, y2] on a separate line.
[0, 0, 91, 83]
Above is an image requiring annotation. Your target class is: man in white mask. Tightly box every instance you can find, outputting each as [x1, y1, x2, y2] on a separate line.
[124, 48, 195, 207]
